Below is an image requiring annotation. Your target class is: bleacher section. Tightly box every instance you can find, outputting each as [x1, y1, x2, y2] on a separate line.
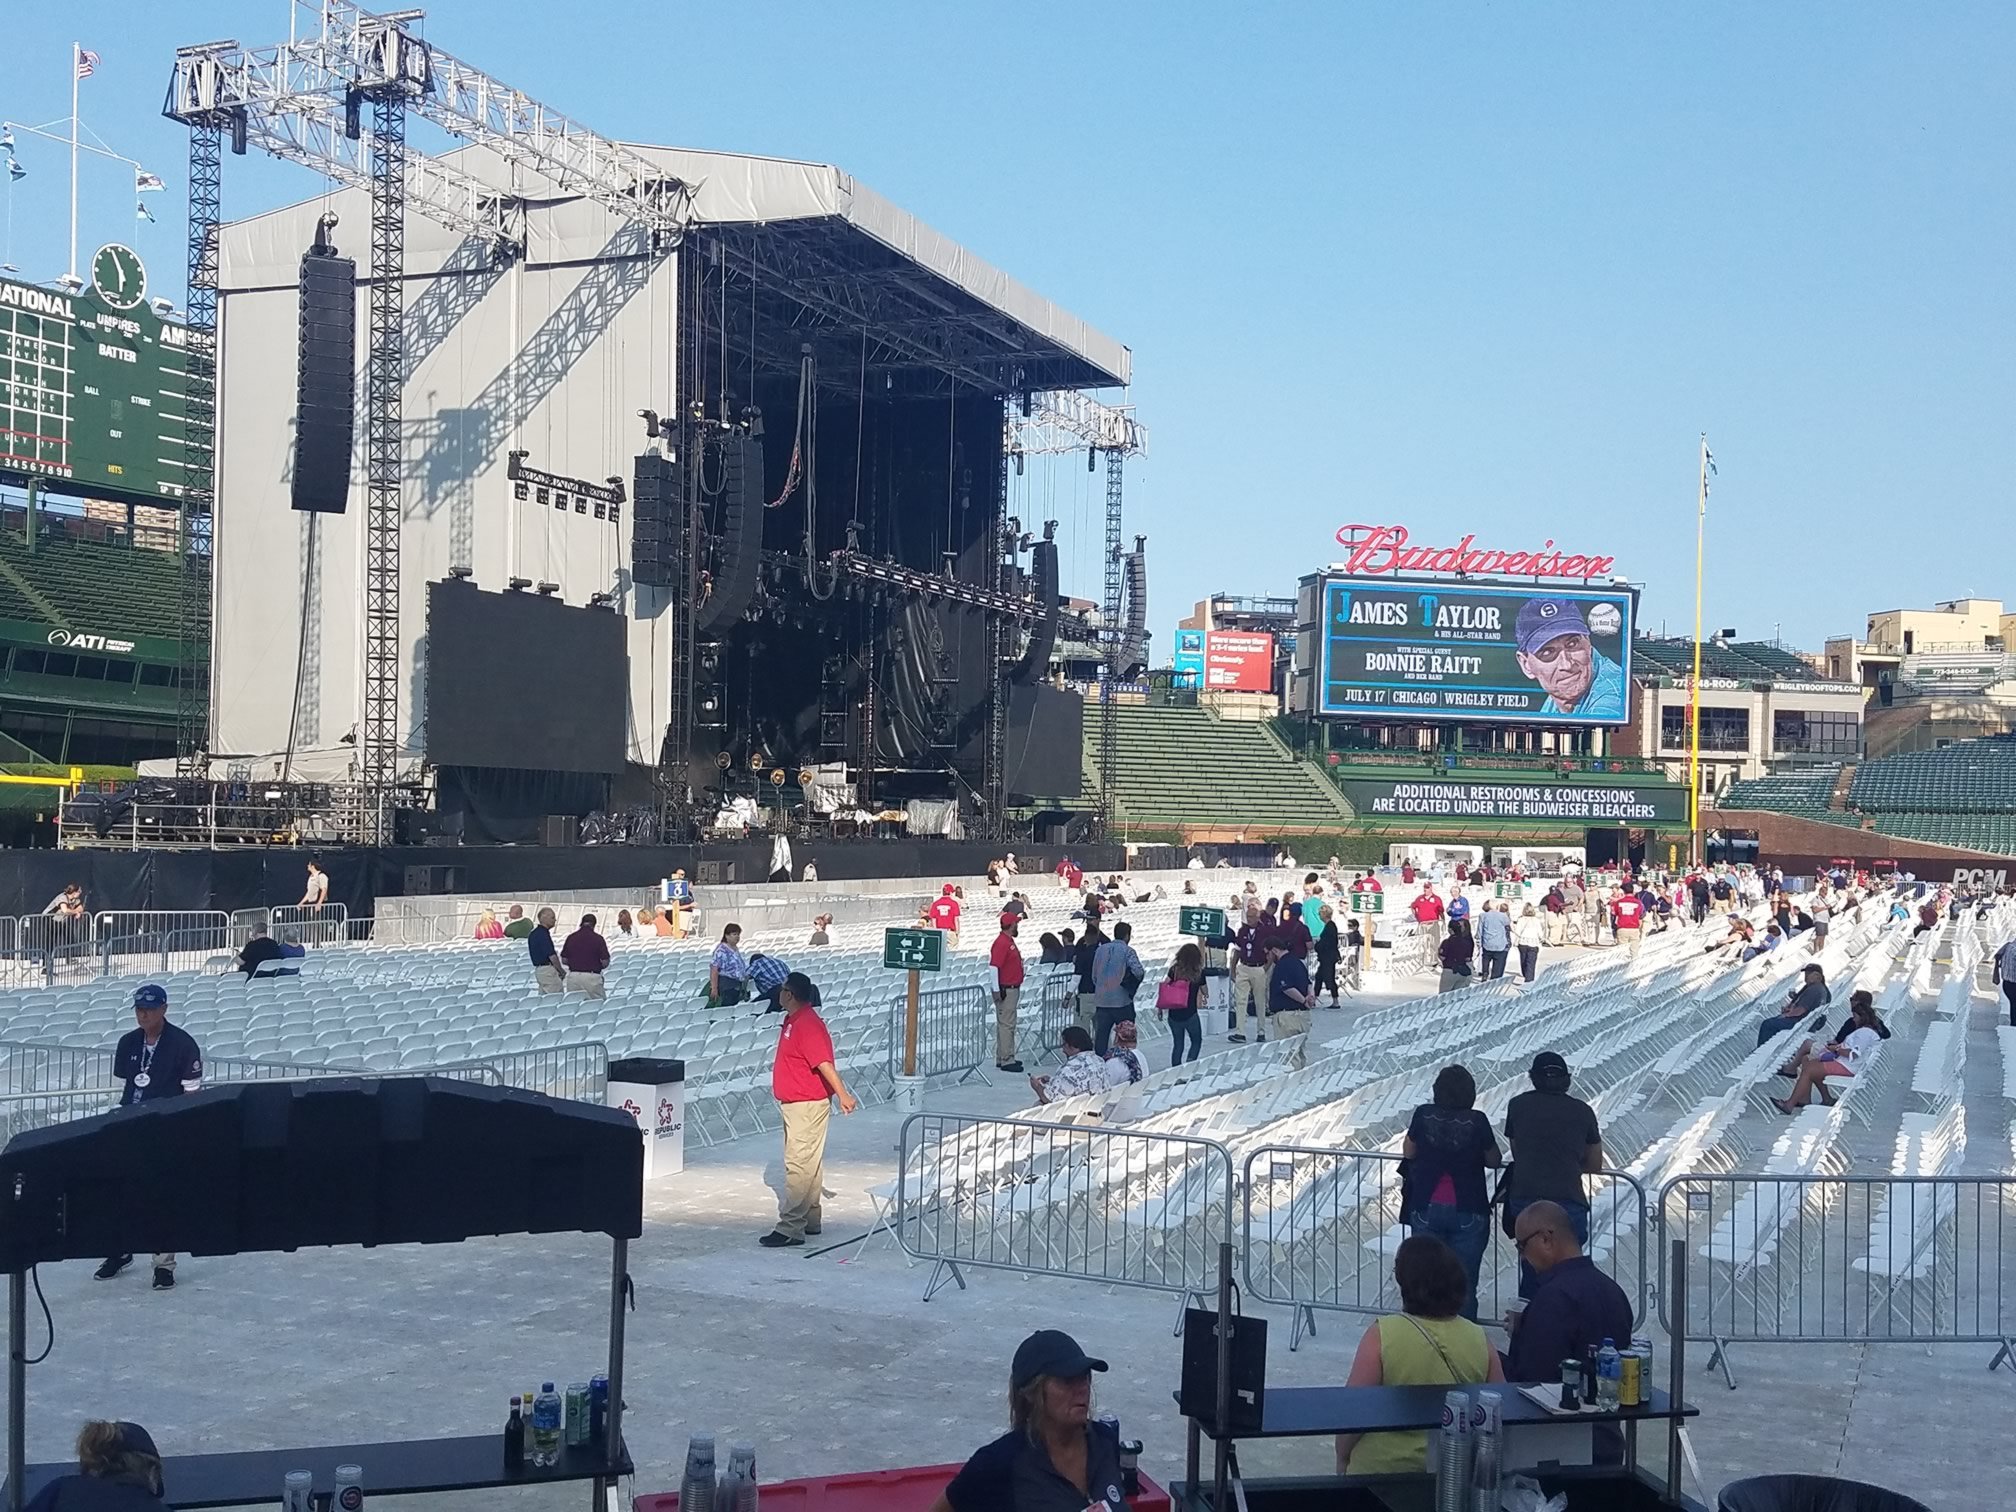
[1850, 735, 2016, 814]
[1720, 765, 1845, 816]
[1633, 637, 1842, 685]
[0, 532, 191, 640]
[1083, 703, 1354, 829]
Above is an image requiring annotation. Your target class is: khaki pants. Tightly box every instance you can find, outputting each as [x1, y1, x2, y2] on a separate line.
[1545, 912, 1565, 946]
[775, 1098, 830, 1240]
[1618, 925, 1643, 956]
[566, 971, 606, 999]
[1269, 1010, 1311, 1069]
[995, 985, 1021, 1065]
[1075, 990, 1097, 1033]
[944, 930, 961, 951]
[1711, 896, 1731, 915]
[1230, 962, 1268, 1033]
[534, 963, 565, 994]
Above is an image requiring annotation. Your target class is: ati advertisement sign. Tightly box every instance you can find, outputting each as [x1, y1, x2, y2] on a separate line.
[1318, 577, 1636, 726]
[1337, 778, 1689, 826]
[1174, 629, 1276, 692]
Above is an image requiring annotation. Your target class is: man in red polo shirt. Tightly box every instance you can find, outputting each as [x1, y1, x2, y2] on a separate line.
[761, 972, 857, 1249]
[1410, 883, 1446, 949]
[991, 912, 1026, 1073]
[927, 884, 963, 949]
[1351, 872, 1382, 895]
[1609, 887, 1646, 956]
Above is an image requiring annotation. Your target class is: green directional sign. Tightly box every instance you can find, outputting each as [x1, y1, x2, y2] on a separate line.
[1494, 881, 1524, 899]
[1348, 891, 1386, 916]
[883, 926, 944, 972]
[1178, 905, 1228, 939]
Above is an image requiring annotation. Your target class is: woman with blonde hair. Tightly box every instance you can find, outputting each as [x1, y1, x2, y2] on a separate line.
[25, 1420, 166, 1510]
[473, 908, 504, 941]
[929, 1330, 1124, 1512]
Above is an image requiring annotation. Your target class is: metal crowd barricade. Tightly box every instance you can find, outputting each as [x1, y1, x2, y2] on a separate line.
[1658, 1172, 2016, 1387]
[1242, 1145, 1650, 1349]
[886, 984, 991, 1084]
[273, 903, 349, 947]
[1019, 973, 1078, 1067]
[98, 925, 242, 980]
[478, 1041, 609, 1103]
[894, 1111, 1234, 1326]
[94, 911, 231, 971]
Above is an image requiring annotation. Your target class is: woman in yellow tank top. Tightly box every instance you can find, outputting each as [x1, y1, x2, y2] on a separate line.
[1335, 1235, 1505, 1476]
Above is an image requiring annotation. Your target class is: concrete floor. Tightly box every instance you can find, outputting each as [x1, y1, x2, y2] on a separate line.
[7, 942, 2009, 1512]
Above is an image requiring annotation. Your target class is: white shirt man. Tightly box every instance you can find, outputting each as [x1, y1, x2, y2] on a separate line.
[300, 863, 329, 908]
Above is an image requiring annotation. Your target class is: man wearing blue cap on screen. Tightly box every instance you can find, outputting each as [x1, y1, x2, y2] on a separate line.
[94, 984, 202, 1290]
[1513, 597, 1627, 720]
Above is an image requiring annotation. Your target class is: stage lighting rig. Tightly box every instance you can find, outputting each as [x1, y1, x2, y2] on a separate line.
[447, 566, 474, 580]
[508, 577, 531, 590]
[536, 582, 559, 595]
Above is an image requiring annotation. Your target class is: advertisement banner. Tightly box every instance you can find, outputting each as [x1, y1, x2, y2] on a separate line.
[1336, 778, 1688, 825]
[1202, 630, 1275, 692]
[1318, 577, 1637, 725]
[1173, 628, 1206, 688]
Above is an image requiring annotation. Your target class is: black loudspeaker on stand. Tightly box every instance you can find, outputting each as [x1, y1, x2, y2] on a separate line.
[291, 249, 357, 515]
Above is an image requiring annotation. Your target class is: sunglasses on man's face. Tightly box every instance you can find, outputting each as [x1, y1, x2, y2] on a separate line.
[1514, 1228, 1554, 1255]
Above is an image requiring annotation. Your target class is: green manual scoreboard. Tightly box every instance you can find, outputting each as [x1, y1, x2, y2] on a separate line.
[0, 245, 190, 506]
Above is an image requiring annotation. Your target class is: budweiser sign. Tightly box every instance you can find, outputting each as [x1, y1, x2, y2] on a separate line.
[1333, 524, 1617, 581]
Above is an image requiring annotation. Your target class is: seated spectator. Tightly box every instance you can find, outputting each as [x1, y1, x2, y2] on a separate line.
[807, 913, 833, 947]
[560, 914, 610, 999]
[1740, 923, 1783, 962]
[1334, 1236, 1504, 1474]
[1823, 987, 1893, 1048]
[237, 923, 287, 978]
[749, 950, 791, 1012]
[1502, 1200, 1634, 1381]
[929, 1330, 1118, 1512]
[650, 905, 679, 938]
[1756, 964, 1829, 1046]
[613, 908, 636, 938]
[474, 908, 504, 941]
[1037, 930, 1069, 965]
[25, 1420, 166, 1512]
[500, 904, 535, 940]
[1774, 996, 1885, 1112]
[1102, 1019, 1148, 1086]
[275, 934, 306, 972]
[1028, 1026, 1105, 1105]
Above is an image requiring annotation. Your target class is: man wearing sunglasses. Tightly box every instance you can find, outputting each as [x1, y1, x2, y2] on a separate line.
[1513, 598, 1627, 720]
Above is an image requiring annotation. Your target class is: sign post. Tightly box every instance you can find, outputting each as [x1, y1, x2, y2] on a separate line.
[883, 927, 945, 1079]
[1178, 905, 1228, 940]
[1348, 890, 1384, 975]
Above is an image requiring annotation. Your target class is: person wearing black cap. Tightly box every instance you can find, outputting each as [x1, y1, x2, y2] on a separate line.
[928, 1329, 1127, 1512]
[94, 985, 201, 1290]
[23, 1420, 167, 1511]
[1501, 1050, 1602, 1298]
[760, 972, 856, 1249]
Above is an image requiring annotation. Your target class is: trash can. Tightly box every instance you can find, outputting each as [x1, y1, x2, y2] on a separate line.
[607, 1057, 685, 1180]
[1718, 1475, 1933, 1512]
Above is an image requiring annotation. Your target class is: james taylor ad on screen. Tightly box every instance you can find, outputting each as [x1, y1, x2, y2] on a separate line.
[1319, 580, 1635, 724]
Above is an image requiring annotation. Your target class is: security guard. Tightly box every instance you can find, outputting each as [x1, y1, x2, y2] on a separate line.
[94, 984, 203, 1290]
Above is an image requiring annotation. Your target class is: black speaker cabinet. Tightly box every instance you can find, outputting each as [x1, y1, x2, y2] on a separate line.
[291, 251, 357, 514]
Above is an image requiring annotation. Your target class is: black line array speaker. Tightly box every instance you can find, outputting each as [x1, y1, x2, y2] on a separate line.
[631, 451, 685, 588]
[0, 1078, 643, 1269]
[1012, 538, 1060, 685]
[1120, 546, 1149, 678]
[694, 435, 765, 634]
[291, 251, 357, 514]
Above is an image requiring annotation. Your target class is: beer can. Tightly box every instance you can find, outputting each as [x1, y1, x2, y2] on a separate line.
[564, 1383, 589, 1448]
[1631, 1333, 1655, 1378]
[1618, 1350, 1641, 1408]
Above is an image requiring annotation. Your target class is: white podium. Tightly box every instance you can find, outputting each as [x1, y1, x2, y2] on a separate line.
[608, 1058, 685, 1180]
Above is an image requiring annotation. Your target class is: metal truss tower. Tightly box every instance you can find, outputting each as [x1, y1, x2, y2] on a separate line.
[175, 119, 224, 775]
[359, 89, 408, 841]
[1100, 449, 1125, 831]
[983, 433, 1015, 837]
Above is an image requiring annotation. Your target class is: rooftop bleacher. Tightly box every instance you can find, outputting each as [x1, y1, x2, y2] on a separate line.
[0, 528, 192, 642]
[1632, 636, 1845, 685]
[1720, 766, 1843, 815]
[1849, 735, 2016, 815]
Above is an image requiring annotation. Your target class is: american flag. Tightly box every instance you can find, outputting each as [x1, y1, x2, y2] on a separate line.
[75, 48, 100, 81]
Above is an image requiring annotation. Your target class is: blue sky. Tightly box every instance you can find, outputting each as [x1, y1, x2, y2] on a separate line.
[4, 2, 2008, 655]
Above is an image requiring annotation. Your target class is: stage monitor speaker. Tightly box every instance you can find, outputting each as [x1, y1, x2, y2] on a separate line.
[291, 250, 357, 514]
[401, 864, 464, 896]
[694, 435, 765, 634]
[0, 1078, 643, 1268]
[540, 814, 577, 847]
[631, 451, 685, 588]
[1011, 538, 1060, 685]
[696, 860, 736, 885]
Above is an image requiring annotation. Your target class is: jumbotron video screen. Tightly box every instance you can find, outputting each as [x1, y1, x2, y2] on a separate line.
[1316, 577, 1637, 725]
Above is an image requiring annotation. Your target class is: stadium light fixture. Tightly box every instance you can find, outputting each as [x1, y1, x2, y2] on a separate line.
[447, 565, 473, 580]
[536, 582, 559, 595]
[589, 592, 614, 609]
[507, 576, 531, 590]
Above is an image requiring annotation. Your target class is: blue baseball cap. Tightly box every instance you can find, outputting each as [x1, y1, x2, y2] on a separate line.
[132, 984, 167, 1010]
[1515, 597, 1591, 656]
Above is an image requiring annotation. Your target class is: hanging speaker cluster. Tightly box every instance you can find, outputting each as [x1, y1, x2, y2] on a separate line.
[1120, 542, 1149, 678]
[631, 451, 685, 587]
[694, 434, 765, 634]
[290, 249, 358, 515]
[1012, 538, 1060, 685]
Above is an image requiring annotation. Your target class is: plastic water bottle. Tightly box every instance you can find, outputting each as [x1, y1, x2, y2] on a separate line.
[532, 1383, 564, 1467]
[720, 1442, 759, 1512]
[1596, 1339, 1621, 1410]
[1433, 1388, 1471, 1512]
[680, 1433, 719, 1512]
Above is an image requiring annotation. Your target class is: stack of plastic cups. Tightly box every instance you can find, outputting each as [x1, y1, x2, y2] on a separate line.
[1470, 1391, 1504, 1511]
[1434, 1388, 1472, 1512]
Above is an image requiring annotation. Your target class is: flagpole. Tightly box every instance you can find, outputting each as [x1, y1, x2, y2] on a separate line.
[68, 42, 80, 283]
[1687, 433, 1710, 865]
